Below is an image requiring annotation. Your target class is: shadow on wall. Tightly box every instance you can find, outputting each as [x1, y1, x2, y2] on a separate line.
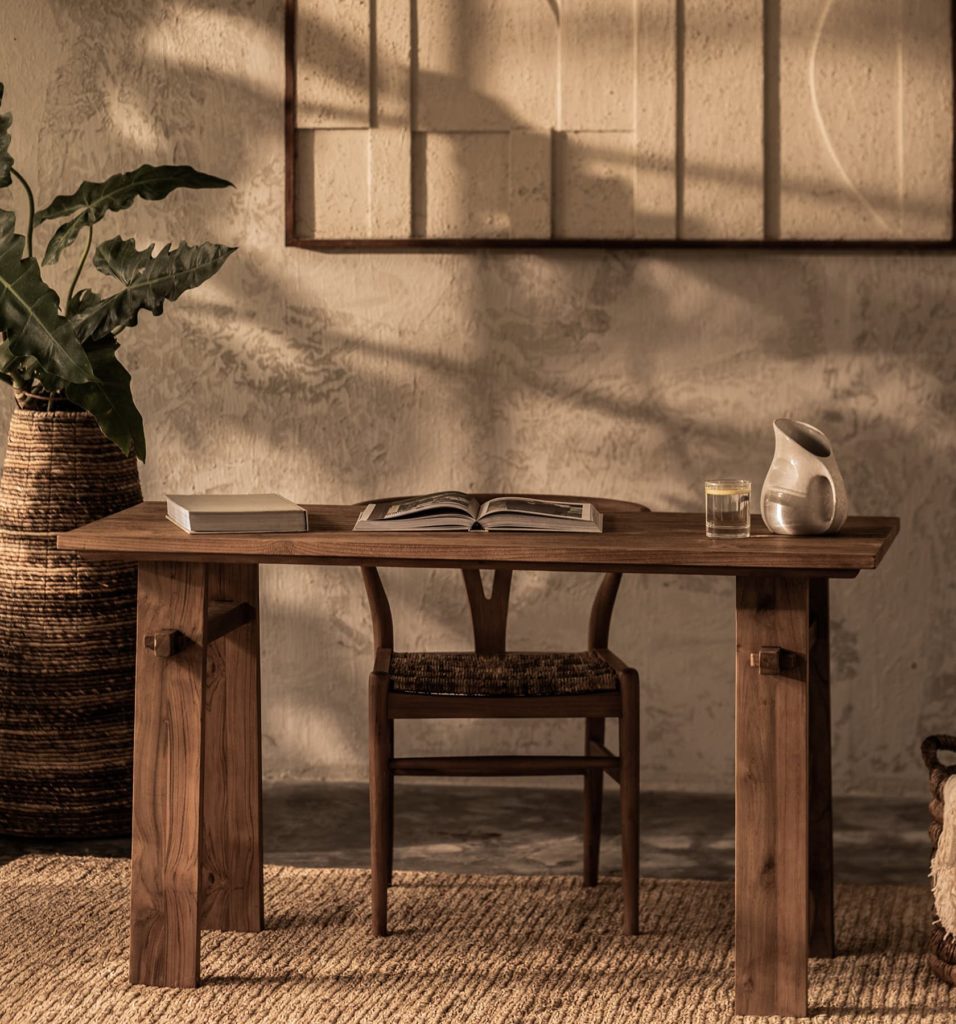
[13, 0, 955, 798]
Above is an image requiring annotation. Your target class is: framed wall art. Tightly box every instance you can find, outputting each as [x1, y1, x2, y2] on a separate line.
[285, 0, 956, 250]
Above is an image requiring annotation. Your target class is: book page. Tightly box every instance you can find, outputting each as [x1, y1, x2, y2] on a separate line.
[478, 497, 587, 520]
[383, 491, 479, 520]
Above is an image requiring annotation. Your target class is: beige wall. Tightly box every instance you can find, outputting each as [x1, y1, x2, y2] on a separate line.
[3, 0, 953, 797]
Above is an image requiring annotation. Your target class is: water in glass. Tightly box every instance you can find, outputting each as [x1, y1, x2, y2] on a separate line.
[705, 479, 751, 539]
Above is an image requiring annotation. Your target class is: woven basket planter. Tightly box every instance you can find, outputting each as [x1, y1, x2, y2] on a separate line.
[922, 735, 956, 985]
[0, 409, 142, 837]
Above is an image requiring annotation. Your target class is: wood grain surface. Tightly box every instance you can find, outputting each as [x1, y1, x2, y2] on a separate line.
[734, 575, 811, 1017]
[201, 563, 264, 934]
[129, 561, 208, 988]
[58, 501, 899, 576]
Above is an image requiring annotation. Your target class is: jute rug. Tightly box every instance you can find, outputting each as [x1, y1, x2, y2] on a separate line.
[2, 856, 955, 1024]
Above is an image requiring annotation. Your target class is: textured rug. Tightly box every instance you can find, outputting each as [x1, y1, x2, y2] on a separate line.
[1, 856, 955, 1024]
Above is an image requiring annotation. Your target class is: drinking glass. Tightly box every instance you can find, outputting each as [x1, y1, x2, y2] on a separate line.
[705, 479, 751, 539]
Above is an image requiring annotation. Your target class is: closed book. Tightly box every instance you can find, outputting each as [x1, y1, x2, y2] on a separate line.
[166, 494, 308, 534]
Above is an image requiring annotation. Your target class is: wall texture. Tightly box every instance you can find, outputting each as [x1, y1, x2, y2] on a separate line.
[2, 0, 954, 797]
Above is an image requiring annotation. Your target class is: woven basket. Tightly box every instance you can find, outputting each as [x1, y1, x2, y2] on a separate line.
[0, 409, 142, 837]
[922, 735, 956, 985]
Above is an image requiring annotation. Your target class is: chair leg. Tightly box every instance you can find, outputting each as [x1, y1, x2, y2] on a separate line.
[619, 670, 640, 935]
[369, 674, 392, 936]
[583, 717, 605, 886]
[386, 721, 394, 887]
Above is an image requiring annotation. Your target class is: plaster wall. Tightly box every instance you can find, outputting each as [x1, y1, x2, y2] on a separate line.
[1, 0, 954, 797]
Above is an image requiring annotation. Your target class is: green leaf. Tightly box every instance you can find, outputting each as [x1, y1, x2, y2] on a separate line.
[0, 223, 96, 385]
[40, 215, 87, 265]
[0, 207, 14, 243]
[0, 84, 13, 189]
[0, 326, 17, 376]
[65, 335, 145, 460]
[36, 164, 233, 265]
[67, 286, 104, 320]
[70, 235, 235, 342]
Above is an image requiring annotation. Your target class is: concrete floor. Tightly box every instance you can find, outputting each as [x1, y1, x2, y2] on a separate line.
[0, 781, 934, 886]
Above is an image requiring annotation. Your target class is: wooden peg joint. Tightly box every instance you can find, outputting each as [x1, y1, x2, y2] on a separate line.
[749, 645, 798, 675]
[144, 629, 191, 658]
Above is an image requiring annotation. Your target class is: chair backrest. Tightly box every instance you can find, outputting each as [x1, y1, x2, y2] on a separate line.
[461, 568, 512, 654]
[361, 495, 648, 655]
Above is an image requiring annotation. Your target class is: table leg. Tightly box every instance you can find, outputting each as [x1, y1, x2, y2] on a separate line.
[735, 575, 811, 1018]
[808, 578, 835, 958]
[130, 561, 209, 988]
[201, 563, 264, 932]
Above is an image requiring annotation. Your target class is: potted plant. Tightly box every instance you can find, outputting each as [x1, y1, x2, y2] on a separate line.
[0, 82, 235, 837]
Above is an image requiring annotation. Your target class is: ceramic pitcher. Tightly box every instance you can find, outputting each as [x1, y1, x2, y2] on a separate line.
[760, 419, 848, 535]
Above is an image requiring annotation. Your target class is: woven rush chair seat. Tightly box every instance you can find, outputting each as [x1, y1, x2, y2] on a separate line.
[388, 651, 620, 698]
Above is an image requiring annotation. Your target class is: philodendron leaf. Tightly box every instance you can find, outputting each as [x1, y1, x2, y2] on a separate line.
[36, 164, 233, 265]
[0, 221, 96, 385]
[0, 207, 14, 243]
[70, 235, 235, 342]
[67, 286, 104, 320]
[65, 334, 145, 460]
[0, 85, 12, 189]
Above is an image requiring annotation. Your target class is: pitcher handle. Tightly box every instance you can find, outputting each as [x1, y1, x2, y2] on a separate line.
[815, 464, 839, 533]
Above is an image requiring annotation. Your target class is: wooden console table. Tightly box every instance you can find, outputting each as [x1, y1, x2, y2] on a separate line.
[58, 500, 898, 1017]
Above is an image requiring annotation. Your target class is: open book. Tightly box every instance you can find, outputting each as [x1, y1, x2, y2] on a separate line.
[354, 492, 603, 533]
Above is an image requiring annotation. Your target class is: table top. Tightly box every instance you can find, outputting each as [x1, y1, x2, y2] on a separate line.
[57, 500, 899, 577]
